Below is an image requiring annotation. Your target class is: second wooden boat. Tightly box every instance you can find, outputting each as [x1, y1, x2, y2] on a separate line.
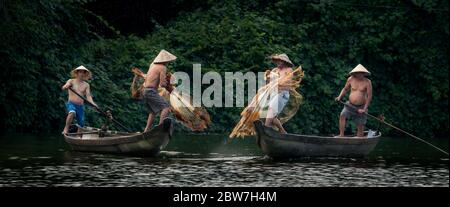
[253, 120, 381, 158]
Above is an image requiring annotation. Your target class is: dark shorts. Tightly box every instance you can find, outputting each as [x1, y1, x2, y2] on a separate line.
[66, 101, 84, 127]
[142, 88, 170, 114]
[340, 101, 367, 125]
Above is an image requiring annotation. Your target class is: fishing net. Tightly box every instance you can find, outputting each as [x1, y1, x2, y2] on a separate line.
[131, 67, 211, 131]
[131, 67, 145, 99]
[229, 66, 305, 138]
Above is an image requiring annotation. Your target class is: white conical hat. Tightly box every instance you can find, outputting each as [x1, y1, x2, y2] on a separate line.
[153, 49, 177, 63]
[271, 53, 294, 67]
[71, 65, 92, 79]
[349, 64, 370, 75]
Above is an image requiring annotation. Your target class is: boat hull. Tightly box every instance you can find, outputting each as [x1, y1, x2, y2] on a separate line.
[253, 120, 380, 158]
[64, 118, 173, 156]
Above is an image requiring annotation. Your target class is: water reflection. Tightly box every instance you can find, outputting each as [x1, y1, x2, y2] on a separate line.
[0, 133, 448, 187]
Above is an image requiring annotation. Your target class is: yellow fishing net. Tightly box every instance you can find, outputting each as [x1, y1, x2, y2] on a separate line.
[131, 67, 145, 99]
[229, 66, 305, 138]
[131, 67, 211, 131]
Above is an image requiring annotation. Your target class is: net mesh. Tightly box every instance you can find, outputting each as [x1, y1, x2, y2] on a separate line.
[229, 66, 305, 138]
[131, 67, 211, 131]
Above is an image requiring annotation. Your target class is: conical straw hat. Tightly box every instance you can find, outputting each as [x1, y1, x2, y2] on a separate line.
[271, 53, 294, 67]
[153, 49, 177, 63]
[71, 65, 92, 79]
[349, 64, 370, 75]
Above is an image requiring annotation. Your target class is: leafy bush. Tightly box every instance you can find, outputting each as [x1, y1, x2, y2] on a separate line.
[1, 0, 448, 137]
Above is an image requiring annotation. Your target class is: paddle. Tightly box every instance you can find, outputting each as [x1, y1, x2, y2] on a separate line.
[68, 87, 133, 133]
[337, 100, 449, 156]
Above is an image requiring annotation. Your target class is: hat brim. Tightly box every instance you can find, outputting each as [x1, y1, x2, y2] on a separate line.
[71, 69, 92, 79]
[153, 59, 176, 64]
[349, 71, 370, 76]
[271, 57, 294, 67]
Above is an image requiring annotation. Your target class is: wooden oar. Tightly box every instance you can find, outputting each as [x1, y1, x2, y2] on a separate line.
[338, 100, 449, 156]
[68, 87, 132, 133]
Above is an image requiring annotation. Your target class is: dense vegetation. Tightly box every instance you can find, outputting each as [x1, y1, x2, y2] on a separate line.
[1, 0, 448, 137]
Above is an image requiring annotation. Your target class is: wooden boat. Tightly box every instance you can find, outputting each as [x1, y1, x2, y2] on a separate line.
[64, 118, 173, 156]
[253, 120, 381, 158]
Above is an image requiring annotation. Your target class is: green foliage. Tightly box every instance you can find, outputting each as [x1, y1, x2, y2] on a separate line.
[0, 0, 95, 132]
[0, 0, 448, 137]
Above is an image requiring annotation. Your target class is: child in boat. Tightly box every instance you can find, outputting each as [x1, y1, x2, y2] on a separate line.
[62, 65, 97, 134]
[335, 64, 373, 137]
[265, 53, 294, 134]
[142, 50, 176, 132]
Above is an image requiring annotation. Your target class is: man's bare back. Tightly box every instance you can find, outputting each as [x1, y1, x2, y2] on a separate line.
[144, 63, 167, 88]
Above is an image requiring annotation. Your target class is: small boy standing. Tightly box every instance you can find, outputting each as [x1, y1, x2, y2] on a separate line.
[62, 65, 97, 134]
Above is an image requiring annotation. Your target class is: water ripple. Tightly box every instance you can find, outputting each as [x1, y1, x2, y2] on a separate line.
[0, 134, 448, 187]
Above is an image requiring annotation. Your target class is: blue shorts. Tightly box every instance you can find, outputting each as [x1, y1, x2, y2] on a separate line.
[66, 101, 85, 127]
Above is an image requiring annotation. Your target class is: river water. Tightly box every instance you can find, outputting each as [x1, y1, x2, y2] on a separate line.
[0, 133, 448, 187]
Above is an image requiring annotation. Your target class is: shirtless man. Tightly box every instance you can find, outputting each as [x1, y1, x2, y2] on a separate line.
[335, 64, 372, 137]
[62, 65, 97, 134]
[142, 50, 177, 132]
[265, 54, 294, 134]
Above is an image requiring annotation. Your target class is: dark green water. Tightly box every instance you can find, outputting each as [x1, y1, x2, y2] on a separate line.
[0, 133, 448, 187]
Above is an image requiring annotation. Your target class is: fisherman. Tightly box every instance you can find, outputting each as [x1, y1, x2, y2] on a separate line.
[335, 64, 373, 137]
[62, 65, 97, 134]
[265, 53, 294, 134]
[142, 50, 177, 132]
